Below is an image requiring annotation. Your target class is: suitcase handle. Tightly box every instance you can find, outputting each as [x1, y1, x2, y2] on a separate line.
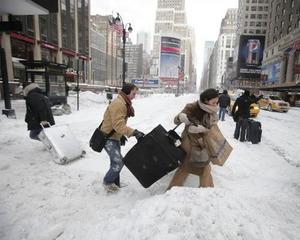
[173, 123, 182, 131]
[40, 122, 51, 129]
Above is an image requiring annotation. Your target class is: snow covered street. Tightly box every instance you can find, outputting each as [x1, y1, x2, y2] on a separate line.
[0, 92, 300, 240]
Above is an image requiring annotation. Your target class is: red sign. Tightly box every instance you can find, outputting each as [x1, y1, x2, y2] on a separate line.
[41, 42, 58, 51]
[61, 48, 76, 57]
[78, 54, 90, 61]
[10, 32, 35, 44]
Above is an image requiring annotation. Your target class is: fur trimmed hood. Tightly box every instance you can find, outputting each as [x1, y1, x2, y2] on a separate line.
[23, 83, 40, 97]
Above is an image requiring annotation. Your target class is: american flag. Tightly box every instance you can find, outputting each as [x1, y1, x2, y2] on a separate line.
[289, 40, 300, 56]
[108, 16, 123, 37]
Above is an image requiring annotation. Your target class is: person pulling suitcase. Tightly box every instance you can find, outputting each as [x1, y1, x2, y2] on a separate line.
[99, 83, 144, 193]
[23, 83, 55, 141]
[167, 88, 220, 190]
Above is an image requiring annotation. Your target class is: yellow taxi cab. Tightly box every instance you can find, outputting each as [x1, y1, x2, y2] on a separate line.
[258, 95, 290, 112]
[228, 94, 260, 118]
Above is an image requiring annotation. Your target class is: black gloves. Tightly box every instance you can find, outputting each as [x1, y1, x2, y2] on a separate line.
[133, 129, 145, 140]
[120, 135, 127, 146]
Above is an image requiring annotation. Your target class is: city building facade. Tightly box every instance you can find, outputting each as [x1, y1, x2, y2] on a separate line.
[125, 40, 143, 81]
[260, 0, 300, 93]
[200, 41, 214, 90]
[1, 0, 90, 87]
[152, 0, 195, 93]
[90, 14, 123, 87]
[137, 31, 151, 54]
[216, 8, 238, 87]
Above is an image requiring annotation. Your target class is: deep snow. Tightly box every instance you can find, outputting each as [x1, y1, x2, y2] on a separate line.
[0, 92, 300, 240]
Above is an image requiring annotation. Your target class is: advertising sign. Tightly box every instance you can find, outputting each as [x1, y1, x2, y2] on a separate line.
[159, 36, 181, 85]
[131, 79, 159, 88]
[237, 35, 265, 79]
[261, 60, 281, 83]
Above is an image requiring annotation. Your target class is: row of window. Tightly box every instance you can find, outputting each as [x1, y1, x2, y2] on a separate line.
[246, 0, 268, 3]
[244, 21, 268, 27]
[245, 13, 268, 19]
[243, 29, 267, 34]
[245, 6, 268, 12]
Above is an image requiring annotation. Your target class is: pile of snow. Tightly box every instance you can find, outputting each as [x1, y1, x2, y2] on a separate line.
[0, 92, 300, 240]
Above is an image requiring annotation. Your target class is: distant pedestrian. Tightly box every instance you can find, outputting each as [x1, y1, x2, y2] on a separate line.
[232, 90, 252, 142]
[218, 90, 230, 121]
[167, 88, 219, 190]
[23, 83, 55, 141]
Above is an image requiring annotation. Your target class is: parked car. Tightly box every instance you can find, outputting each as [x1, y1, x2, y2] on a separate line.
[258, 95, 290, 112]
[228, 94, 260, 118]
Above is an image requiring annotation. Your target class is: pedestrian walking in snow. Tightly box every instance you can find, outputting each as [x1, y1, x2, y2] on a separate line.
[100, 83, 144, 193]
[23, 83, 55, 141]
[232, 90, 252, 142]
[232, 89, 263, 142]
[167, 88, 219, 190]
[218, 90, 231, 121]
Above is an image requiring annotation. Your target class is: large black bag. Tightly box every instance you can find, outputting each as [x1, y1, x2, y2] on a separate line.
[123, 124, 186, 188]
[89, 122, 115, 152]
[247, 119, 262, 144]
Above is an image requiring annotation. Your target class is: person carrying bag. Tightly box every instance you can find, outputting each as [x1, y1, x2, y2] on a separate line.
[91, 83, 144, 193]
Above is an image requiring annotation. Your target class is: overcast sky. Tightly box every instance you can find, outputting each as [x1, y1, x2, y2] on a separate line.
[90, 0, 238, 81]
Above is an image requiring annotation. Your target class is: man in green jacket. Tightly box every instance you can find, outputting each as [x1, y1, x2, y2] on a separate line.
[100, 83, 144, 193]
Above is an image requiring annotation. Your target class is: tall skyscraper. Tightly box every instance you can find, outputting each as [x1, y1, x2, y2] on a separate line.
[216, 8, 238, 87]
[152, 0, 187, 58]
[152, 0, 196, 93]
[137, 31, 150, 54]
[203, 41, 215, 67]
[237, 0, 269, 37]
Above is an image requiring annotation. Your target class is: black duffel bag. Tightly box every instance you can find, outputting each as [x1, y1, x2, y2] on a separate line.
[89, 122, 115, 152]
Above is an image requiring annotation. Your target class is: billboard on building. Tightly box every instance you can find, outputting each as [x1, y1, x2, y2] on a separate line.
[261, 59, 281, 83]
[159, 36, 181, 85]
[237, 35, 265, 79]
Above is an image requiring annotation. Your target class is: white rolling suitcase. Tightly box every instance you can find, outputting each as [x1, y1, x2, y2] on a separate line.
[39, 124, 85, 164]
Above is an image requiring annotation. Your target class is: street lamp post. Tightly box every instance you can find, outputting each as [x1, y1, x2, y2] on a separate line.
[114, 13, 133, 86]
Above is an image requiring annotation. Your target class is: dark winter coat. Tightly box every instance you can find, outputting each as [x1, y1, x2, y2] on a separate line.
[218, 94, 230, 108]
[25, 88, 55, 130]
[232, 94, 252, 119]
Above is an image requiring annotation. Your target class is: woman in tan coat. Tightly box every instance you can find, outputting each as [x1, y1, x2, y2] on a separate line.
[167, 88, 219, 190]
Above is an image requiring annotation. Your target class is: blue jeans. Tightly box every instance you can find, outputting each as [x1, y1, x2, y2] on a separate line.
[219, 107, 227, 121]
[29, 128, 42, 141]
[103, 139, 124, 186]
